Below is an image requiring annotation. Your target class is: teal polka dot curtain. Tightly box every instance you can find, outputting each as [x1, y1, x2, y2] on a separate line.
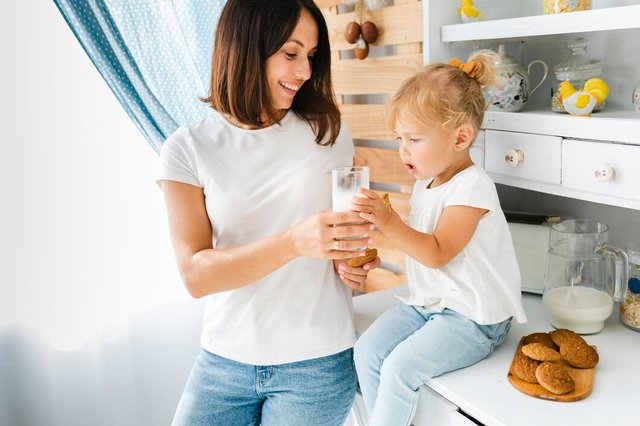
[53, 0, 226, 153]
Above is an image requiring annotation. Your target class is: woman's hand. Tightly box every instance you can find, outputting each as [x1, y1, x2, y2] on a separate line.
[287, 210, 372, 260]
[333, 255, 381, 292]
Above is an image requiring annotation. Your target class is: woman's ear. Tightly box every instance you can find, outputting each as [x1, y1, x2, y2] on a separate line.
[453, 124, 475, 151]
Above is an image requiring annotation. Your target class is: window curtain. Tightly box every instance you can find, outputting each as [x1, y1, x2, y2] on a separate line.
[52, 0, 226, 153]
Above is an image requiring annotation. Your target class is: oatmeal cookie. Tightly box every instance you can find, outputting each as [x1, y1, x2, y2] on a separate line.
[513, 350, 540, 384]
[522, 332, 558, 350]
[347, 248, 378, 267]
[521, 343, 562, 362]
[549, 328, 582, 347]
[535, 362, 575, 395]
[559, 341, 599, 369]
[382, 193, 393, 211]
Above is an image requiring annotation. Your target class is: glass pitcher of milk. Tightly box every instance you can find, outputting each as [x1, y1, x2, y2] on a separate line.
[542, 219, 628, 334]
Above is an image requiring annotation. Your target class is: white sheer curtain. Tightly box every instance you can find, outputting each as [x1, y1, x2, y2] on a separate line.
[0, 2, 210, 424]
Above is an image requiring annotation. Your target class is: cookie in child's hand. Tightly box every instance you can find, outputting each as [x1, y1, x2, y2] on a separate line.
[347, 248, 378, 267]
[382, 193, 393, 211]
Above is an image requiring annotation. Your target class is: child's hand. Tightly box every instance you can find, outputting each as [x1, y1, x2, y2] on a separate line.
[334, 255, 381, 292]
[351, 188, 393, 228]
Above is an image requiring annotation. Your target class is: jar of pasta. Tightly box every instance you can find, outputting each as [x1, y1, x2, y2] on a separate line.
[544, 0, 592, 14]
[621, 241, 640, 332]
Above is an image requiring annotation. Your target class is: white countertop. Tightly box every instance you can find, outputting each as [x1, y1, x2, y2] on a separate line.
[353, 286, 640, 426]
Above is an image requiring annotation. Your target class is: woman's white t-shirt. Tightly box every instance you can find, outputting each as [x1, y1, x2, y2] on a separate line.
[158, 111, 356, 365]
[399, 165, 528, 325]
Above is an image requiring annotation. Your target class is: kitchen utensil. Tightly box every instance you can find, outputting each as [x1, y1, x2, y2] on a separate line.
[485, 44, 548, 112]
[542, 219, 628, 334]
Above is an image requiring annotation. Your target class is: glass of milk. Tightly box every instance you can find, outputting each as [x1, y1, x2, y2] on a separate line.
[332, 166, 369, 250]
[332, 166, 369, 212]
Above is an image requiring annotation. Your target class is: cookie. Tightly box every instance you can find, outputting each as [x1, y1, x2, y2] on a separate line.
[535, 362, 575, 395]
[522, 332, 558, 350]
[549, 329, 582, 347]
[559, 341, 599, 369]
[512, 350, 540, 384]
[382, 193, 393, 211]
[521, 343, 562, 362]
[347, 248, 378, 267]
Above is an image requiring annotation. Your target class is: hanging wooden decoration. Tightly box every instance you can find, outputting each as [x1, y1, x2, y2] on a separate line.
[343, 0, 380, 60]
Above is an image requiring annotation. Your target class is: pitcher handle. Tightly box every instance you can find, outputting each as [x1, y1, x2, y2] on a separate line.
[527, 60, 548, 96]
[597, 245, 629, 302]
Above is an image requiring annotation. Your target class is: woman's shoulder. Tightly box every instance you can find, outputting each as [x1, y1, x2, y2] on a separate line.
[162, 112, 221, 151]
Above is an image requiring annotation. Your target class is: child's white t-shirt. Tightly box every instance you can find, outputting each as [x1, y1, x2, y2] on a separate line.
[398, 165, 528, 324]
[158, 110, 356, 365]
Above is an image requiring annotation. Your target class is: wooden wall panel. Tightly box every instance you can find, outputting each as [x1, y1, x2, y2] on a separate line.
[332, 54, 422, 95]
[355, 147, 414, 187]
[317, 0, 422, 293]
[340, 104, 394, 141]
[323, 2, 423, 51]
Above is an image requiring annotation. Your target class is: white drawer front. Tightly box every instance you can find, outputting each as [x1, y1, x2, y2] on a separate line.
[485, 130, 561, 184]
[562, 139, 640, 202]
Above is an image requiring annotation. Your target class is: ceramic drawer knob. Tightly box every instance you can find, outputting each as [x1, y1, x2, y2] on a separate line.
[594, 163, 615, 182]
[504, 149, 525, 167]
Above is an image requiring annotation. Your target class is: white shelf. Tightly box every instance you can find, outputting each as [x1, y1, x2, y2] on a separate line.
[442, 5, 640, 42]
[482, 108, 640, 145]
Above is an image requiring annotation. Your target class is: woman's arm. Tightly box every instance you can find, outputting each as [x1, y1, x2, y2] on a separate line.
[161, 180, 372, 298]
[352, 188, 486, 269]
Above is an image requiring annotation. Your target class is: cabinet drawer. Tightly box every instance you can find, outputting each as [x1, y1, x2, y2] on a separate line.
[485, 130, 561, 184]
[562, 139, 640, 202]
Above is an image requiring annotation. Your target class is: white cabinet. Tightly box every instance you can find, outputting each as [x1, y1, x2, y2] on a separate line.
[423, 0, 640, 210]
[562, 139, 640, 201]
[484, 130, 561, 184]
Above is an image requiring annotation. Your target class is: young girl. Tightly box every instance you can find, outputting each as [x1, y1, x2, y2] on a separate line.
[158, 1, 379, 424]
[351, 51, 527, 425]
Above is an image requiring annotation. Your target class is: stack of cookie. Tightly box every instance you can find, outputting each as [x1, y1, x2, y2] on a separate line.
[512, 329, 599, 395]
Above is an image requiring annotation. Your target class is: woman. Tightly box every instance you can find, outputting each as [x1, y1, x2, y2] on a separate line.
[158, 1, 379, 424]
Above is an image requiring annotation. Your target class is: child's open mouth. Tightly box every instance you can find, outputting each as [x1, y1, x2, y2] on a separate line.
[405, 163, 416, 173]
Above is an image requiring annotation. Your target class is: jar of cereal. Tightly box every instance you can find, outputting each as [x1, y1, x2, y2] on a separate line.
[621, 241, 640, 331]
[544, 0, 592, 14]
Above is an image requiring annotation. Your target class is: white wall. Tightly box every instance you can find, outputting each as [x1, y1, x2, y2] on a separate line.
[1, 2, 202, 425]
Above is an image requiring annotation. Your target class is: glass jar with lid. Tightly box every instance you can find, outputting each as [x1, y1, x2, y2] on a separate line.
[621, 241, 640, 332]
[551, 38, 604, 113]
[543, 0, 592, 14]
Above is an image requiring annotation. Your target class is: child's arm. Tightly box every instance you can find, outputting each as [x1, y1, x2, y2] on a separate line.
[353, 188, 487, 269]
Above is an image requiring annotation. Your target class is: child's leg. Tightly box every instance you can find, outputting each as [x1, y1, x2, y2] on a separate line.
[368, 309, 511, 426]
[353, 302, 427, 414]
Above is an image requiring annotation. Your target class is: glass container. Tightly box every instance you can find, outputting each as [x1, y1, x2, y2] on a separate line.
[542, 220, 628, 334]
[633, 81, 640, 115]
[551, 38, 604, 113]
[544, 0, 592, 14]
[621, 241, 640, 331]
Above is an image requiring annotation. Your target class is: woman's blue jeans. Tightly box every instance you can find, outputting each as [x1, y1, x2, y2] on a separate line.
[354, 302, 511, 426]
[172, 348, 356, 426]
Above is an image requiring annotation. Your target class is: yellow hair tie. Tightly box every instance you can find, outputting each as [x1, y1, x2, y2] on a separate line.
[448, 58, 479, 78]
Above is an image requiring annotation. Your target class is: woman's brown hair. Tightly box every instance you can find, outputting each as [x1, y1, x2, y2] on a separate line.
[204, 0, 341, 146]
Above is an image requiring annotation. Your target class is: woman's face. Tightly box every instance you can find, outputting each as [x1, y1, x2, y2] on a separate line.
[265, 8, 318, 111]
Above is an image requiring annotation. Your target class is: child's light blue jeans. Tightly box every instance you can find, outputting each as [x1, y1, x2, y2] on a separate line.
[172, 348, 356, 426]
[354, 301, 511, 426]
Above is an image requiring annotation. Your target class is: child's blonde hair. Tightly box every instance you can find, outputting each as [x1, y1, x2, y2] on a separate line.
[386, 50, 499, 139]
